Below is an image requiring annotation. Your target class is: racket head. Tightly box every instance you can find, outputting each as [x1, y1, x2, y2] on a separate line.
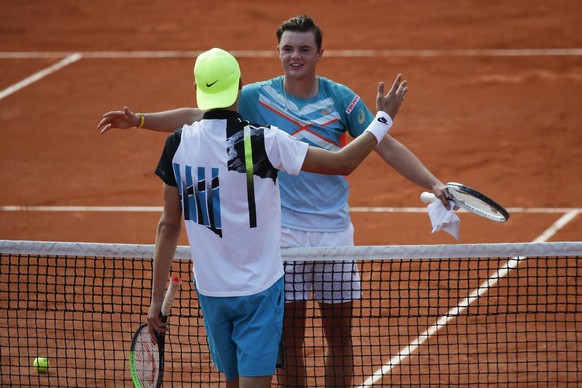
[130, 275, 181, 388]
[129, 323, 163, 388]
[445, 182, 509, 222]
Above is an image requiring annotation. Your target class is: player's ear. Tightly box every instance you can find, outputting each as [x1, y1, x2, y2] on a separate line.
[316, 48, 324, 62]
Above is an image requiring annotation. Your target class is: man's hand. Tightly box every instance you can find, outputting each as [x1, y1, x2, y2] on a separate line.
[376, 74, 408, 119]
[146, 301, 167, 345]
[432, 182, 456, 210]
[98, 106, 140, 134]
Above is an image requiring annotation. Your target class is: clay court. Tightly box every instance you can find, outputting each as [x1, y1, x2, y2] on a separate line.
[1, 0, 581, 386]
[1, 0, 581, 245]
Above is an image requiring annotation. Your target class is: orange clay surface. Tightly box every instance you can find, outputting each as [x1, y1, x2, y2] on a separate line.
[1, 1, 580, 246]
[1, 2, 581, 387]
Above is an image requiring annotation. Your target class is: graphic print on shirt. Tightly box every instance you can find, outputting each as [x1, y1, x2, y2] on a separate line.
[258, 84, 344, 151]
[173, 164, 222, 237]
[226, 124, 277, 228]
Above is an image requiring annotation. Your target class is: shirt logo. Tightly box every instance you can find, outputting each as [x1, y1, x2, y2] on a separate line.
[321, 106, 333, 115]
[357, 109, 366, 124]
[345, 95, 360, 114]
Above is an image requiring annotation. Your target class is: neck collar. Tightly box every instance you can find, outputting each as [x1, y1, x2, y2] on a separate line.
[202, 109, 243, 120]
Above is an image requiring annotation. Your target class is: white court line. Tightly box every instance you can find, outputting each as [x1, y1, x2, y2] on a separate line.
[1, 205, 582, 213]
[534, 210, 580, 242]
[358, 209, 581, 387]
[1, 48, 579, 99]
[0, 205, 162, 212]
[0, 53, 82, 101]
[351, 206, 582, 214]
[1, 48, 582, 59]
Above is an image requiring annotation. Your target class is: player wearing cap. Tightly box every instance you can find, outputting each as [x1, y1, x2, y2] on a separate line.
[146, 47, 407, 387]
[99, 15, 447, 387]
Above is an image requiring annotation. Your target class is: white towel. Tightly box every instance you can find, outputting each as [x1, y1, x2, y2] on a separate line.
[427, 200, 460, 239]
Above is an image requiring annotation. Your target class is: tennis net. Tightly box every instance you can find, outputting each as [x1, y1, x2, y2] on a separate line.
[1, 240, 581, 387]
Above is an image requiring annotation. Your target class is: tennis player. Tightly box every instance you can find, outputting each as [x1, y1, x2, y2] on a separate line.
[99, 15, 446, 387]
[146, 47, 406, 388]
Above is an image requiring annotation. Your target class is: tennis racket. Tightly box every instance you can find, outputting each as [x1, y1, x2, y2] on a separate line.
[129, 275, 182, 388]
[420, 182, 510, 222]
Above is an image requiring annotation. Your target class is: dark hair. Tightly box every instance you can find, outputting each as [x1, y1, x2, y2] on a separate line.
[276, 15, 323, 51]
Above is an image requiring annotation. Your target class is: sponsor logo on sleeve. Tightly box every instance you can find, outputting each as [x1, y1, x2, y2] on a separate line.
[345, 95, 360, 114]
[357, 109, 365, 124]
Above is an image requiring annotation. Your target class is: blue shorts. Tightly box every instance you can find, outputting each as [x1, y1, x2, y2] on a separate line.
[196, 277, 284, 381]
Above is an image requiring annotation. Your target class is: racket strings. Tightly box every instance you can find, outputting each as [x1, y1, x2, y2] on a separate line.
[132, 330, 161, 387]
[451, 190, 506, 221]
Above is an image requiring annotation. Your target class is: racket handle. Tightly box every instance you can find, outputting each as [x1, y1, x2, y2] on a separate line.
[161, 275, 182, 318]
[420, 192, 437, 204]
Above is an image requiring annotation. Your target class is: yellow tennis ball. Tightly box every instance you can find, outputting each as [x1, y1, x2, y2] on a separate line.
[33, 357, 49, 373]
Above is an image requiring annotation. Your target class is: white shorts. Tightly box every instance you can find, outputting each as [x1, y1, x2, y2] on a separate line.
[281, 224, 361, 304]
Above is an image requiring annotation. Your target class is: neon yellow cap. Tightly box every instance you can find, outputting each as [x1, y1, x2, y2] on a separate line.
[194, 48, 241, 110]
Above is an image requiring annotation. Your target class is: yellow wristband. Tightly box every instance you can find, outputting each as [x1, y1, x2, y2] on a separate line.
[137, 113, 145, 128]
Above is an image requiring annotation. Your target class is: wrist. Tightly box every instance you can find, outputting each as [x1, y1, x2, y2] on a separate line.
[136, 113, 145, 128]
[364, 111, 393, 144]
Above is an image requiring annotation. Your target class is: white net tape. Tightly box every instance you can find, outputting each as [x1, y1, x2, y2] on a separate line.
[1, 240, 581, 260]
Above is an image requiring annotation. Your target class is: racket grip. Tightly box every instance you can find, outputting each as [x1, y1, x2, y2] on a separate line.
[161, 275, 182, 318]
[420, 192, 437, 204]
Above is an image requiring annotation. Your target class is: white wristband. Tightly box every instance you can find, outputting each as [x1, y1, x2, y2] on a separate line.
[364, 112, 393, 144]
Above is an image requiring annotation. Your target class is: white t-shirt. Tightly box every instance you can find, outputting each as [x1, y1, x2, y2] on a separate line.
[155, 110, 309, 297]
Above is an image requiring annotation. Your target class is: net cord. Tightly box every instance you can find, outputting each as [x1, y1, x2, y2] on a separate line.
[1, 240, 581, 260]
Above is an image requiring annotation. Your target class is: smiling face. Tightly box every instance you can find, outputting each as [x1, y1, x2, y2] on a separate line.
[278, 30, 323, 81]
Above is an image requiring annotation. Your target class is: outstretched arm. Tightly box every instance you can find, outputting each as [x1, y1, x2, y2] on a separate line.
[375, 132, 449, 208]
[301, 74, 407, 175]
[98, 106, 203, 134]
